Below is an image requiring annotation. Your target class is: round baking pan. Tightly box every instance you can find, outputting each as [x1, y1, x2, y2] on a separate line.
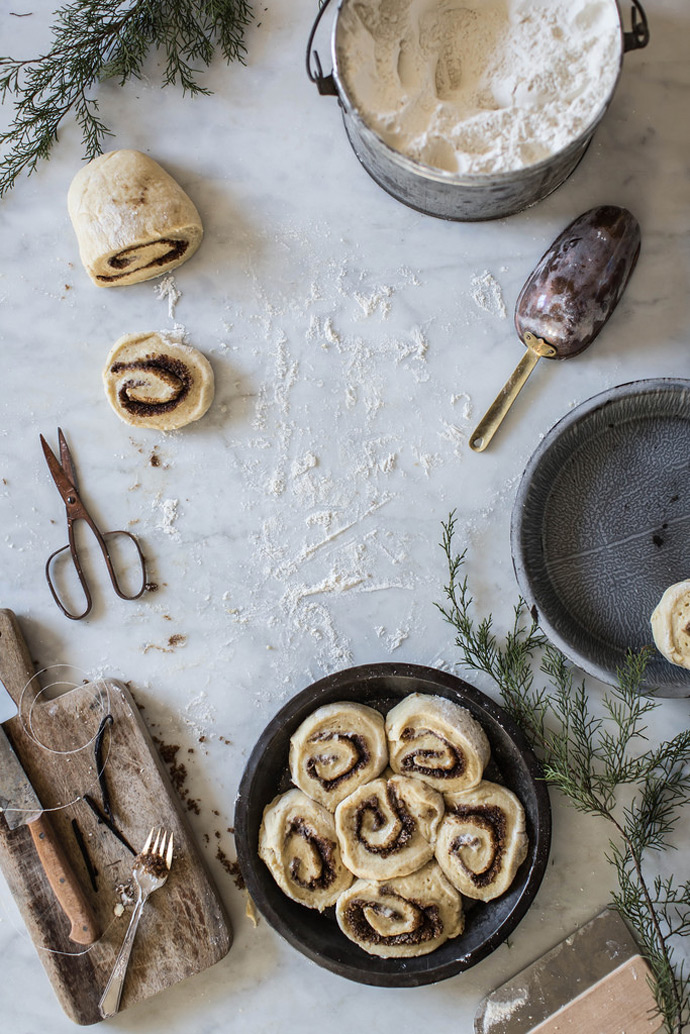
[512, 379, 690, 696]
[235, 662, 551, 987]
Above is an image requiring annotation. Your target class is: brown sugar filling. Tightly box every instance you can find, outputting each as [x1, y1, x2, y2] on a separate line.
[449, 804, 506, 888]
[344, 890, 442, 945]
[111, 354, 192, 416]
[399, 726, 466, 780]
[354, 782, 415, 856]
[97, 238, 189, 282]
[305, 732, 370, 791]
[286, 816, 337, 891]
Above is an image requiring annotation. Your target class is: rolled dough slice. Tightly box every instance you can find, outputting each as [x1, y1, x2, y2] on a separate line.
[335, 774, 444, 879]
[68, 149, 203, 287]
[650, 579, 690, 668]
[335, 860, 463, 958]
[435, 780, 528, 902]
[385, 693, 490, 794]
[258, 789, 353, 911]
[103, 331, 214, 430]
[290, 702, 388, 811]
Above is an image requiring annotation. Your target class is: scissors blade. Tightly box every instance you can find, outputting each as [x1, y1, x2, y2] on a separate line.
[57, 427, 79, 491]
[39, 434, 79, 504]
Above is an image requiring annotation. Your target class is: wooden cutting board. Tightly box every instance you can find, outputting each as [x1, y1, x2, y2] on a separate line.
[0, 609, 232, 1025]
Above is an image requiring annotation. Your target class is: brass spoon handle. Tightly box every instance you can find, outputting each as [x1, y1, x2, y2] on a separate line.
[469, 349, 541, 452]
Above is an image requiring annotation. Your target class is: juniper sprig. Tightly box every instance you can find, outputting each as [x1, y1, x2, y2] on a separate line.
[437, 511, 690, 1034]
[0, 0, 253, 197]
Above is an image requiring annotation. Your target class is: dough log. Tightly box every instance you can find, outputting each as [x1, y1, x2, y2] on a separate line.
[651, 579, 690, 669]
[258, 789, 353, 911]
[385, 693, 490, 794]
[435, 781, 528, 902]
[335, 860, 463, 958]
[290, 702, 388, 811]
[68, 149, 203, 287]
[103, 332, 214, 430]
[335, 774, 444, 879]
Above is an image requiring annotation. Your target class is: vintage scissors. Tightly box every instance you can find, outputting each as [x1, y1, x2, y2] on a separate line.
[40, 428, 147, 620]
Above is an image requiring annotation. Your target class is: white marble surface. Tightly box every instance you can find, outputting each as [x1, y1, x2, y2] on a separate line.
[1, 0, 689, 1030]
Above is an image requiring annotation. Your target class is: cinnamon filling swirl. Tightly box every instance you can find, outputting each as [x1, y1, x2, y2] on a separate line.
[306, 732, 370, 791]
[96, 238, 189, 282]
[110, 355, 192, 417]
[399, 726, 466, 780]
[448, 804, 506, 888]
[286, 817, 337, 891]
[343, 891, 443, 946]
[354, 784, 415, 857]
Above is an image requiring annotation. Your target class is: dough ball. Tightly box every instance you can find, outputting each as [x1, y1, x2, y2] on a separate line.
[335, 773, 445, 880]
[435, 780, 529, 902]
[103, 331, 214, 430]
[289, 702, 388, 811]
[651, 579, 690, 668]
[335, 860, 464, 958]
[68, 149, 203, 287]
[385, 693, 490, 794]
[258, 789, 353, 911]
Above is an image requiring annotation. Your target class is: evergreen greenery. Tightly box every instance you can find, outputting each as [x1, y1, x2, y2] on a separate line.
[437, 512, 690, 1034]
[0, 0, 253, 197]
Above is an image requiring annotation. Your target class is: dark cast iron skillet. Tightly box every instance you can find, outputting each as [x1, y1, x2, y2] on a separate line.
[234, 662, 551, 987]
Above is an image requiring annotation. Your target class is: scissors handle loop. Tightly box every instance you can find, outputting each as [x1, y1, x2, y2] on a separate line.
[46, 525, 147, 621]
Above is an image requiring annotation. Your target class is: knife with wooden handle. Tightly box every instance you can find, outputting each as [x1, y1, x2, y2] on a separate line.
[0, 611, 99, 946]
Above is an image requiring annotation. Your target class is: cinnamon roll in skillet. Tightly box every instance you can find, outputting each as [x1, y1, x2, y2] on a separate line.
[290, 702, 388, 811]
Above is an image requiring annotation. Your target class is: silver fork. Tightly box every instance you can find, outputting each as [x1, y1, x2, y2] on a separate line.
[99, 828, 174, 1018]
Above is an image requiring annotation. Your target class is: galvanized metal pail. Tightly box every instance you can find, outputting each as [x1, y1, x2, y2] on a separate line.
[307, 0, 649, 221]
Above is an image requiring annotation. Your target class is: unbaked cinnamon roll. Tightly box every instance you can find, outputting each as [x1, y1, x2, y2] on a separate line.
[651, 579, 690, 668]
[435, 781, 528, 902]
[68, 150, 203, 287]
[258, 789, 353, 911]
[386, 693, 490, 794]
[335, 860, 463, 958]
[103, 331, 214, 430]
[335, 774, 444, 879]
[290, 702, 388, 811]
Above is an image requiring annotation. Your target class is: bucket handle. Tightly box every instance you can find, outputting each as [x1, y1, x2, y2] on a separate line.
[306, 0, 338, 96]
[623, 1, 650, 51]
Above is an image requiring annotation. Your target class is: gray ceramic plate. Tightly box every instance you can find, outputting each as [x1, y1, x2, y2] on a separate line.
[234, 663, 551, 987]
[511, 379, 690, 696]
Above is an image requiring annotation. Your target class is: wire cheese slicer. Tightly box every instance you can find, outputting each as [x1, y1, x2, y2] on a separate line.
[469, 206, 642, 452]
[40, 428, 147, 619]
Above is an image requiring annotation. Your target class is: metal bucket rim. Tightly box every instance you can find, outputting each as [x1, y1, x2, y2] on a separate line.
[329, 0, 626, 186]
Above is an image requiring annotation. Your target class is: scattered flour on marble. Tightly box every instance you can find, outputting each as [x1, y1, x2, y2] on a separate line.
[205, 223, 515, 692]
[451, 392, 473, 420]
[376, 626, 410, 652]
[153, 498, 181, 541]
[183, 691, 216, 741]
[481, 991, 529, 1029]
[155, 275, 181, 319]
[470, 271, 508, 319]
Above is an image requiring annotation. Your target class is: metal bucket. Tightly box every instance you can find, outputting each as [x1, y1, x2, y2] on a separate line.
[307, 0, 649, 221]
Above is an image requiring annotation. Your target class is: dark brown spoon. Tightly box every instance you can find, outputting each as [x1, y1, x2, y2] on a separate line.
[469, 206, 641, 452]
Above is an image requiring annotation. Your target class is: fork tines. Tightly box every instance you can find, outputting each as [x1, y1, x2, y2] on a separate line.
[142, 826, 174, 869]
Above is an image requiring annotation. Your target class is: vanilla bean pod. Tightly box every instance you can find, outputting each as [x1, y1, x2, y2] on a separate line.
[93, 714, 114, 821]
[82, 794, 135, 855]
[71, 817, 99, 893]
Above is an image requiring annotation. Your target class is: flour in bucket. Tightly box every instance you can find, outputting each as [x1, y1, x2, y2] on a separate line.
[334, 0, 622, 175]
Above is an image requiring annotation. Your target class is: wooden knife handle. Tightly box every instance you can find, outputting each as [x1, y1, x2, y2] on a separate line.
[28, 812, 100, 946]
